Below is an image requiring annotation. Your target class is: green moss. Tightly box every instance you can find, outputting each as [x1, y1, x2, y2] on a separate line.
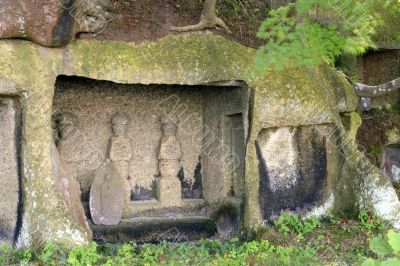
[67, 34, 254, 84]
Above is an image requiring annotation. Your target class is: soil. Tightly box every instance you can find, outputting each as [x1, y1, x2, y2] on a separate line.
[78, 0, 270, 48]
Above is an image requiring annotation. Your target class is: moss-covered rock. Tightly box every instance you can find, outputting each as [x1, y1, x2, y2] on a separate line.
[0, 33, 398, 247]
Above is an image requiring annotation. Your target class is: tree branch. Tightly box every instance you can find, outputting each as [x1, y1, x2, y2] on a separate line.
[354, 77, 400, 98]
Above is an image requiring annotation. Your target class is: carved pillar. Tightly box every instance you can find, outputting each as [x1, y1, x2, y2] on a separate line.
[109, 113, 132, 204]
[156, 115, 182, 205]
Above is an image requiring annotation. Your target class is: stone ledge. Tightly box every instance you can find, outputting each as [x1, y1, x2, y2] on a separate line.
[89, 216, 215, 243]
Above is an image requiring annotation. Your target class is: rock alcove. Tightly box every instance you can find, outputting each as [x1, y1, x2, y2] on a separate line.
[51, 75, 248, 243]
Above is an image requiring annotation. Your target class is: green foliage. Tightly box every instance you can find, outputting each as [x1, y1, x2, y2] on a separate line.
[358, 210, 385, 231]
[0, 215, 396, 266]
[67, 242, 100, 266]
[388, 230, 400, 253]
[363, 230, 400, 265]
[274, 213, 321, 235]
[37, 242, 67, 265]
[394, 100, 400, 114]
[369, 235, 393, 257]
[0, 238, 319, 266]
[256, 0, 400, 70]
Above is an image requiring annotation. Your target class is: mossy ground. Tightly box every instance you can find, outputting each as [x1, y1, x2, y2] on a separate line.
[257, 218, 381, 265]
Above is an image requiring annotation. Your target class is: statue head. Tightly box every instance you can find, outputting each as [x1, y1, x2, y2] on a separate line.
[56, 112, 78, 139]
[161, 114, 178, 137]
[111, 112, 129, 137]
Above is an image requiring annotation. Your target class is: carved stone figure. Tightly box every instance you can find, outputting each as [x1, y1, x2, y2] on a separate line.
[55, 112, 96, 195]
[0, 0, 114, 47]
[156, 115, 182, 205]
[55, 112, 81, 175]
[108, 112, 132, 203]
[89, 161, 125, 225]
[52, 143, 92, 240]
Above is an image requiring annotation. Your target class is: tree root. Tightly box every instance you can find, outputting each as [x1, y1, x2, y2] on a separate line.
[171, 0, 231, 33]
[171, 16, 231, 33]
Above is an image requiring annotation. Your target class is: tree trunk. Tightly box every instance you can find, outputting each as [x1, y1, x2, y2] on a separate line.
[171, 0, 230, 33]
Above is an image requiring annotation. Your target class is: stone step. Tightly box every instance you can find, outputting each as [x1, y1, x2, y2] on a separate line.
[89, 216, 216, 244]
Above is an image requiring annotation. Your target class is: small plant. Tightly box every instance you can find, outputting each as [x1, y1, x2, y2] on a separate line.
[363, 230, 400, 265]
[37, 242, 67, 265]
[358, 210, 385, 231]
[14, 248, 34, 266]
[67, 242, 99, 266]
[274, 213, 321, 235]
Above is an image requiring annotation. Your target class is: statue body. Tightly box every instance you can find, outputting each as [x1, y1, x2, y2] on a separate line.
[55, 112, 97, 196]
[108, 113, 132, 204]
[156, 115, 182, 206]
[90, 161, 125, 225]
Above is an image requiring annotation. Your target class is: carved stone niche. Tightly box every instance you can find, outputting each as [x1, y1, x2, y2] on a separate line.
[0, 97, 21, 246]
[256, 125, 338, 220]
[53, 76, 249, 243]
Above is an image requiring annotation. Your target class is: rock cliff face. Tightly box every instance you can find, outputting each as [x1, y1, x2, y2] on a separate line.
[0, 34, 398, 247]
[0, 0, 113, 47]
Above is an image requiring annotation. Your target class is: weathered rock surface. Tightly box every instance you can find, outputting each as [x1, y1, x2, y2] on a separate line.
[51, 144, 92, 241]
[0, 34, 398, 246]
[0, 98, 20, 245]
[0, 0, 113, 47]
[256, 125, 335, 219]
[90, 161, 125, 226]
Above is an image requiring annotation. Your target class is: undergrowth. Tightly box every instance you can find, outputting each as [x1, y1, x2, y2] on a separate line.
[0, 212, 396, 266]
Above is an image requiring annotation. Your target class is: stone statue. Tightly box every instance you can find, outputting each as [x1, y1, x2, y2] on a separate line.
[108, 112, 132, 204]
[55, 112, 96, 196]
[55, 112, 81, 176]
[156, 115, 182, 206]
[89, 160, 125, 225]
[0, 0, 114, 47]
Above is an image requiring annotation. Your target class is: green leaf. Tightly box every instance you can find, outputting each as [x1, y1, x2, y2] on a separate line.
[387, 230, 400, 253]
[380, 258, 400, 266]
[362, 258, 378, 266]
[369, 236, 393, 257]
